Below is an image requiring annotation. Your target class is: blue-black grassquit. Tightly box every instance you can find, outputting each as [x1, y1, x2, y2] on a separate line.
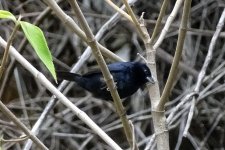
[57, 62, 154, 100]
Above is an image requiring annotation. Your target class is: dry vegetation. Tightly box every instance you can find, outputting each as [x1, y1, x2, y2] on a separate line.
[0, 0, 225, 150]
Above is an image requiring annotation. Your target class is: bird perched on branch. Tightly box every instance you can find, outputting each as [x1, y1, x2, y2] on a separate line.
[57, 62, 154, 101]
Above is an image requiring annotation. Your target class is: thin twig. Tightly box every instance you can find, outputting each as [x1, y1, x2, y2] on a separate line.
[153, 0, 184, 50]
[121, 0, 145, 40]
[104, 0, 133, 22]
[1, 135, 28, 143]
[0, 17, 20, 79]
[159, 0, 192, 110]
[149, 0, 170, 44]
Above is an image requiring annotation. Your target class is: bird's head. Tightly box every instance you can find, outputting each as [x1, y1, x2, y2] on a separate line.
[133, 62, 155, 85]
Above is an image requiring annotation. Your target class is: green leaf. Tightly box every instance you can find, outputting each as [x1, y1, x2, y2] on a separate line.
[20, 21, 57, 82]
[0, 10, 16, 22]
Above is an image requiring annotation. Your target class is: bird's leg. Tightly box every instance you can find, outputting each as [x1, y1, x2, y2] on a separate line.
[114, 82, 117, 89]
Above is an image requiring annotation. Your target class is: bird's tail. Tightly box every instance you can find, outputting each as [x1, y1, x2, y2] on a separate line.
[56, 71, 82, 82]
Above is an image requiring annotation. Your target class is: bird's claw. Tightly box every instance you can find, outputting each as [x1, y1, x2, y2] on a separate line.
[106, 82, 117, 91]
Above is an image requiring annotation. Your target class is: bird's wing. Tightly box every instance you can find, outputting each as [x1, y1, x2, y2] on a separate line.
[97, 72, 119, 91]
[82, 62, 132, 90]
[107, 62, 132, 72]
[83, 62, 131, 77]
[82, 71, 122, 91]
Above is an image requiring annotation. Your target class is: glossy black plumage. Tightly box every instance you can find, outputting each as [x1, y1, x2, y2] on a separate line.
[57, 62, 154, 100]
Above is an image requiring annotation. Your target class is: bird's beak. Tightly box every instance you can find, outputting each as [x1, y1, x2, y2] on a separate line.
[146, 76, 155, 84]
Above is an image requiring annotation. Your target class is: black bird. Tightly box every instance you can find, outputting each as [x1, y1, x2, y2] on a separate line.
[57, 62, 154, 100]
